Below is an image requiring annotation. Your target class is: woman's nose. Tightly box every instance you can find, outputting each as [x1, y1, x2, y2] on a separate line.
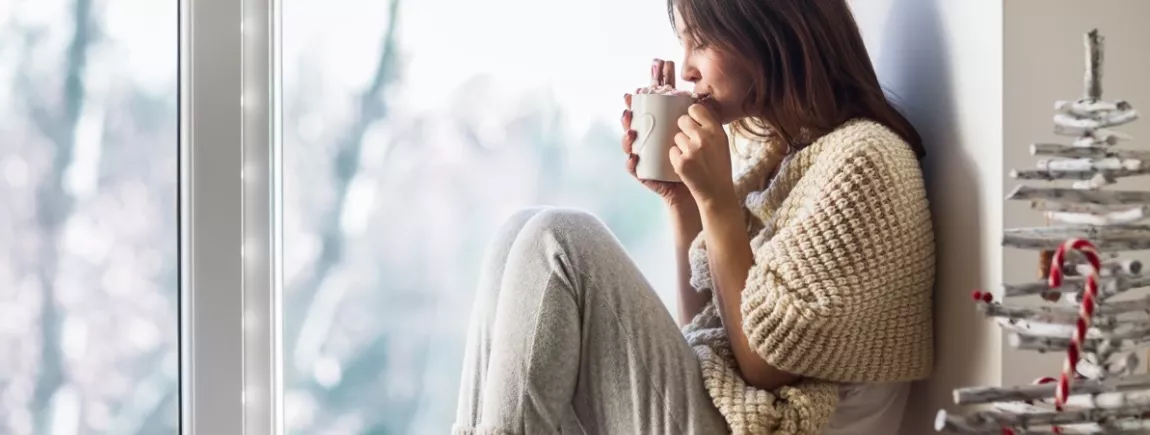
[680, 65, 700, 84]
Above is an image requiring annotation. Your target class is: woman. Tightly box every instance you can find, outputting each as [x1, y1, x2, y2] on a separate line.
[452, 1, 934, 434]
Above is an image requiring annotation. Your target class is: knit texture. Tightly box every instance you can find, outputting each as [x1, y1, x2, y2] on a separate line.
[683, 118, 935, 434]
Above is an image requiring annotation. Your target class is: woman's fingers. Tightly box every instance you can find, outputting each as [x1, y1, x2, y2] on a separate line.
[662, 60, 676, 88]
[621, 109, 632, 131]
[622, 130, 636, 154]
[624, 93, 632, 110]
[651, 59, 665, 87]
[626, 154, 639, 177]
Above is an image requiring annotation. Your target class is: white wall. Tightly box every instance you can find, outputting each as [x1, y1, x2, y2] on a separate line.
[853, 0, 1150, 431]
[1002, 0, 1150, 386]
[850, 0, 1004, 433]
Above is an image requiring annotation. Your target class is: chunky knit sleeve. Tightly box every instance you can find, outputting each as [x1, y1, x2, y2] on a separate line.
[740, 131, 935, 383]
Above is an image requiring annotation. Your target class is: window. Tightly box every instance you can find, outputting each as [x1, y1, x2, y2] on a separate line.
[5, 0, 690, 433]
[0, 0, 179, 433]
[280, 0, 683, 433]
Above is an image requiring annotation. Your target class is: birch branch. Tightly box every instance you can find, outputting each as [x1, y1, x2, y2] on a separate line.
[979, 294, 1150, 326]
[1040, 157, 1144, 171]
[1031, 143, 1150, 159]
[1066, 387, 1150, 410]
[1074, 134, 1125, 147]
[1002, 224, 1150, 251]
[1075, 358, 1107, 380]
[1003, 275, 1112, 298]
[995, 318, 1150, 340]
[1063, 257, 1143, 277]
[953, 373, 1150, 405]
[936, 406, 1150, 434]
[1085, 29, 1104, 101]
[1032, 199, 1149, 214]
[1056, 125, 1133, 142]
[1002, 275, 1150, 299]
[1071, 173, 1117, 189]
[935, 410, 998, 434]
[1046, 207, 1150, 226]
[1053, 110, 1139, 132]
[1055, 99, 1132, 117]
[1007, 329, 1150, 354]
[1076, 352, 1139, 380]
[1012, 167, 1150, 181]
[1007, 185, 1150, 205]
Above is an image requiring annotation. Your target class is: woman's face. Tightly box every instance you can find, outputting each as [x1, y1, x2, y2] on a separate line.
[673, 7, 753, 125]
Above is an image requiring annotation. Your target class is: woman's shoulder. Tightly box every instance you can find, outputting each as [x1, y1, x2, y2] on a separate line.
[810, 118, 919, 164]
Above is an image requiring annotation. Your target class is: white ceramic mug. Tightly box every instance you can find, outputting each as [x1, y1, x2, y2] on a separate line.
[631, 93, 695, 182]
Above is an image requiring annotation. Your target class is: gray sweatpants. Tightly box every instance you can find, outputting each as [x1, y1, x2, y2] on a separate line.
[452, 207, 729, 435]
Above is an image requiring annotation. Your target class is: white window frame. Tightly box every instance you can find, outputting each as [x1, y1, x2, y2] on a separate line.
[180, 0, 281, 433]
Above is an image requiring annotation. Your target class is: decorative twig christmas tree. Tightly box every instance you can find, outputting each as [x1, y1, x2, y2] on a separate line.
[936, 29, 1150, 434]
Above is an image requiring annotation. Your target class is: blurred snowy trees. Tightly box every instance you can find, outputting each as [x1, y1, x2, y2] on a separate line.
[0, 0, 671, 433]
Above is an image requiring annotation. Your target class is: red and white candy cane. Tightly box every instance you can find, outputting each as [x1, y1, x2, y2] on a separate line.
[1048, 238, 1102, 411]
[973, 239, 1101, 435]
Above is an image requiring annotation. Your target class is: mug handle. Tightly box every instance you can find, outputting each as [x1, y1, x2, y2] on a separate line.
[631, 113, 656, 155]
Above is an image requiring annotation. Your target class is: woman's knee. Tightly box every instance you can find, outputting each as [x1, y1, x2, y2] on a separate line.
[516, 207, 612, 251]
[480, 207, 552, 259]
[473, 207, 553, 306]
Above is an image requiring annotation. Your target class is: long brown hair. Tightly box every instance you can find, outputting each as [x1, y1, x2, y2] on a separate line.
[669, 0, 925, 159]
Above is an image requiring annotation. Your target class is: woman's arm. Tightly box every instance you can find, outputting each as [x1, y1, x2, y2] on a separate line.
[699, 195, 800, 391]
[669, 203, 711, 327]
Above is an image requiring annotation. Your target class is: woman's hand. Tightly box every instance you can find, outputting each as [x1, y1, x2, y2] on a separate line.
[622, 59, 697, 210]
[670, 103, 738, 209]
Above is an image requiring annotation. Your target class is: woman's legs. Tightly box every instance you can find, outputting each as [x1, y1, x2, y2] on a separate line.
[453, 207, 728, 435]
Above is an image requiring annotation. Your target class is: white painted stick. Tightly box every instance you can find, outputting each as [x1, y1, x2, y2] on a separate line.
[1046, 207, 1150, 225]
[1071, 173, 1117, 189]
[1002, 225, 1150, 251]
[996, 318, 1150, 340]
[1012, 167, 1150, 181]
[953, 373, 1150, 405]
[1002, 275, 1150, 299]
[1074, 135, 1122, 147]
[1031, 143, 1150, 159]
[1032, 200, 1144, 214]
[1075, 352, 1139, 379]
[1002, 276, 1104, 299]
[1075, 358, 1107, 379]
[1056, 125, 1134, 142]
[1007, 185, 1150, 205]
[938, 407, 1150, 434]
[1063, 257, 1143, 277]
[1039, 157, 1144, 171]
[978, 301, 1142, 327]
[1064, 385, 1150, 409]
[1053, 110, 1139, 131]
[934, 410, 998, 434]
[1008, 329, 1150, 354]
[1055, 99, 1131, 116]
[1085, 29, 1104, 101]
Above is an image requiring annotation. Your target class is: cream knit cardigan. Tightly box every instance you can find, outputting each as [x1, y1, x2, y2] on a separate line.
[683, 118, 935, 435]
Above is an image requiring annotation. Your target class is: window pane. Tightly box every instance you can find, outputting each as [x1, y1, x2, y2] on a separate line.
[0, 0, 179, 434]
[282, 0, 681, 433]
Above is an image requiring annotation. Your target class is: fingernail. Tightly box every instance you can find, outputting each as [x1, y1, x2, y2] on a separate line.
[628, 130, 637, 139]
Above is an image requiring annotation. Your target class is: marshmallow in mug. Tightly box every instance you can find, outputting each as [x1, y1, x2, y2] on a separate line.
[637, 84, 697, 98]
